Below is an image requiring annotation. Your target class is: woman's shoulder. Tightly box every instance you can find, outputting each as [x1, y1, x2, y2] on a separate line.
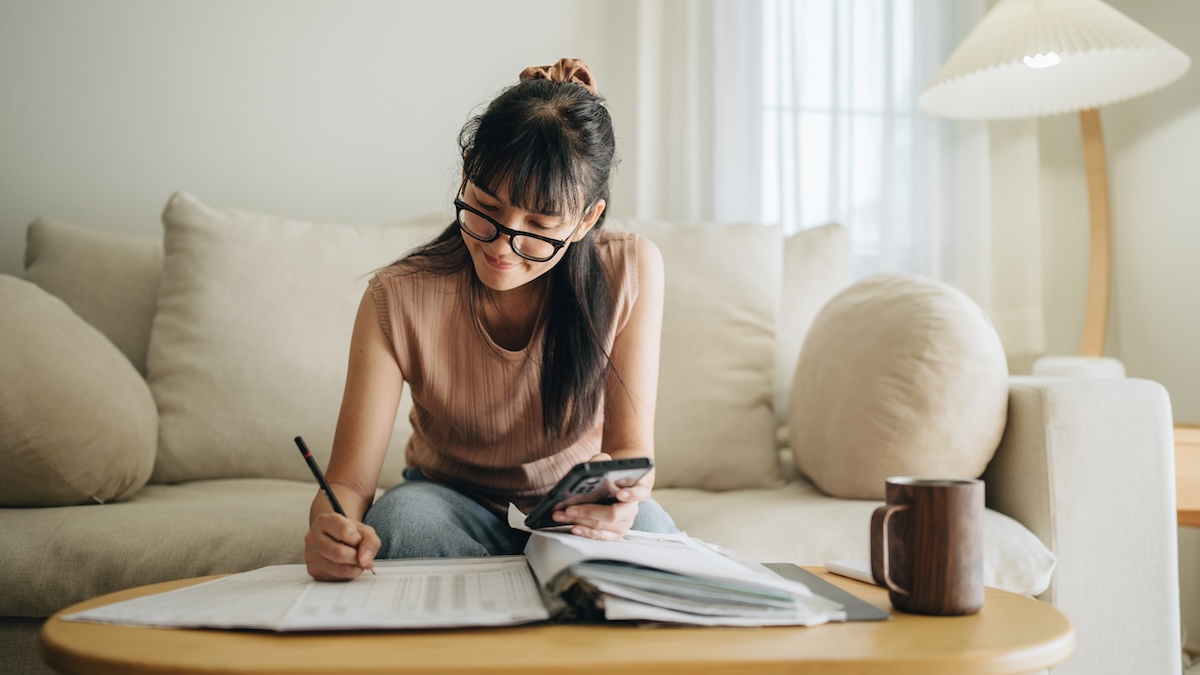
[595, 229, 658, 306]
[370, 259, 414, 288]
[595, 229, 661, 274]
[594, 228, 640, 264]
[370, 257, 467, 295]
[596, 228, 638, 244]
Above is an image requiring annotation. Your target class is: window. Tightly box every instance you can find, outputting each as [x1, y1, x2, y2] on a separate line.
[760, 0, 972, 281]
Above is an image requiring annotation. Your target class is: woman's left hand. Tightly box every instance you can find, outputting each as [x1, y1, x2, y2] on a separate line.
[551, 452, 652, 541]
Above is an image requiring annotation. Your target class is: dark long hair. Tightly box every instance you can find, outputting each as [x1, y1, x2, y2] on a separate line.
[403, 77, 618, 442]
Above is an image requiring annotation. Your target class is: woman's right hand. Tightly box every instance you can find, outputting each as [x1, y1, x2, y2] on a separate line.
[304, 512, 381, 581]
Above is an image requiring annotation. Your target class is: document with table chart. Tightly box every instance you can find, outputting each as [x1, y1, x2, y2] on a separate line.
[283, 557, 548, 630]
[63, 556, 549, 631]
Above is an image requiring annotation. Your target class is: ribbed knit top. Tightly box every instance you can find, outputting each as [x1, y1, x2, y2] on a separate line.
[368, 230, 640, 514]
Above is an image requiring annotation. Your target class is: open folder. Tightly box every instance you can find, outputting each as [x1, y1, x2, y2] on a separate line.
[65, 529, 855, 631]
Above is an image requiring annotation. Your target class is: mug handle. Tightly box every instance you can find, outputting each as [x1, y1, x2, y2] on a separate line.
[880, 503, 911, 597]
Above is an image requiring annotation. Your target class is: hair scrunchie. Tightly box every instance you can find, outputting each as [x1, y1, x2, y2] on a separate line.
[518, 58, 598, 96]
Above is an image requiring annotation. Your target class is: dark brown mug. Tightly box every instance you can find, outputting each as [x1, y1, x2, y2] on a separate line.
[870, 477, 984, 616]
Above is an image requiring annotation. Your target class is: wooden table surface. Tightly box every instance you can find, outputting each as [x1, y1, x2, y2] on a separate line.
[1178, 424, 1200, 527]
[40, 567, 1074, 675]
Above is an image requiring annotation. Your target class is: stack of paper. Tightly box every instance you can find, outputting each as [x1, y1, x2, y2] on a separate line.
[524, 529, 845, 626]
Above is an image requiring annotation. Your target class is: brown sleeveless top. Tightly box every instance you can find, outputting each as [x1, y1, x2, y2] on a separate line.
[368, 230, 639, 513]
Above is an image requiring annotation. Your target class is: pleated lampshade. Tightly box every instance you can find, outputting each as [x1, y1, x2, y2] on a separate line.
[918, 0, 1191, 119]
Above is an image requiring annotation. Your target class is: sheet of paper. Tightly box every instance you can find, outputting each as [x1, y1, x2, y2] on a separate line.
[64, 556, 549, 631]
[62, 564, 312, 629]
[281, 557, 549, 630]
[507, 502, 572, 533]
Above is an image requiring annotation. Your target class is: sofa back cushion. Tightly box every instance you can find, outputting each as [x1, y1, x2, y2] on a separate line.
[147, 192, 439, 485]
[776, 223, 850, 449]
[24, 217, 163, 376]
[607, 220, 784, 490]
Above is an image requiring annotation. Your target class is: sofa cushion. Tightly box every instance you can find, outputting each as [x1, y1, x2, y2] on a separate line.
[0, 276, 157, 506]
[655, 481, 1055, 597]
[607, 220, 783, 490]
[23, 217, 163, 376]
[776, 223, 850, 449]
[0, 479, 313, 617]
[789, 274, 1009, 499]
[147, 192, 440, 485]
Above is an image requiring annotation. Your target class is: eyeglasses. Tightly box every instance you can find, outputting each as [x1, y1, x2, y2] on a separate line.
[454, 198, 583, 263]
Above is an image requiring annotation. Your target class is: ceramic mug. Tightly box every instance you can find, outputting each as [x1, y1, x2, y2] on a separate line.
[869, 477, 984, 616]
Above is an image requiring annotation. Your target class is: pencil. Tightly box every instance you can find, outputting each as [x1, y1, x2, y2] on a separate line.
[294, 435, 375, 575]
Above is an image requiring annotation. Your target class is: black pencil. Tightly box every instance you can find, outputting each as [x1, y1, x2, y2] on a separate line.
[294, 435, 374, 574]
[295, 436, 346, 515]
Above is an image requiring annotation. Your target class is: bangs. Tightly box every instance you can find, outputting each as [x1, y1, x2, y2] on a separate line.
[462, 113, 592, 218]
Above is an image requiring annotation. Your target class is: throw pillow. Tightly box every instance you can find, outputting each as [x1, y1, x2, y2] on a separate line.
[23, 217, 163, 376]
[606, 219, 783, 490]
[147, 192, 442, 485]
[790, 273, 1009, 499]
[0, 275, 157, 506]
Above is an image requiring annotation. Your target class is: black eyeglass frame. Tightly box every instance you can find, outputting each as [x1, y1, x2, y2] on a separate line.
[454, 198, 585, 263]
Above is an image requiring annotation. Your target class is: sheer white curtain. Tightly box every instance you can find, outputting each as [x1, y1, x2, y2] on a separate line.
[630, 0, 716, 223]
[628, 0, 762, 225]
[634, 1, 987, 282]
[630, 1, 1042, 357]
[754, 0, 988, 286]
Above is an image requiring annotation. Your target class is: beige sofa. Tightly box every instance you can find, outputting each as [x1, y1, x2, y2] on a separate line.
[0, 192, 1181, 674]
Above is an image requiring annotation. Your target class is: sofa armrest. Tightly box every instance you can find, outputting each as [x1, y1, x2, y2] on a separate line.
[983, 376, 1180, 675]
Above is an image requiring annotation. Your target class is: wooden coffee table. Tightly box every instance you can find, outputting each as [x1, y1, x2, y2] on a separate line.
[40, 567, 1073, 674]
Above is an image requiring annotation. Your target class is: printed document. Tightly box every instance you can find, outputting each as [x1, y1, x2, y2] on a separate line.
[64, 556, 548, 631]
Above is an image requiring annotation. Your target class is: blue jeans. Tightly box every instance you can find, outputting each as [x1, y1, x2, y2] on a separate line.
[364, 469, 680, 559]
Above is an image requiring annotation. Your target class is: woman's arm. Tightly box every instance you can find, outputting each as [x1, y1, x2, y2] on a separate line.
[557, 235, 666, 539]
[304, 288, 402, 579]
[601, 235, 665, 469]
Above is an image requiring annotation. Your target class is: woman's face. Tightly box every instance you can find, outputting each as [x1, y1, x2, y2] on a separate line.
[458, 181, 604, 294]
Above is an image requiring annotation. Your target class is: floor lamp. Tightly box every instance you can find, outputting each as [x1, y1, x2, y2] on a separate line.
[917, 0, 1190, 376]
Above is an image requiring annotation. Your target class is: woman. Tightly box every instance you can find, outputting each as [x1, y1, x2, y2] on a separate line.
[304, 58, 677, 581]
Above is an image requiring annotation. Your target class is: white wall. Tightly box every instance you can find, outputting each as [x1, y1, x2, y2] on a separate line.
[0, 0, 641, 276]
[1037, 0, 1200, 652]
